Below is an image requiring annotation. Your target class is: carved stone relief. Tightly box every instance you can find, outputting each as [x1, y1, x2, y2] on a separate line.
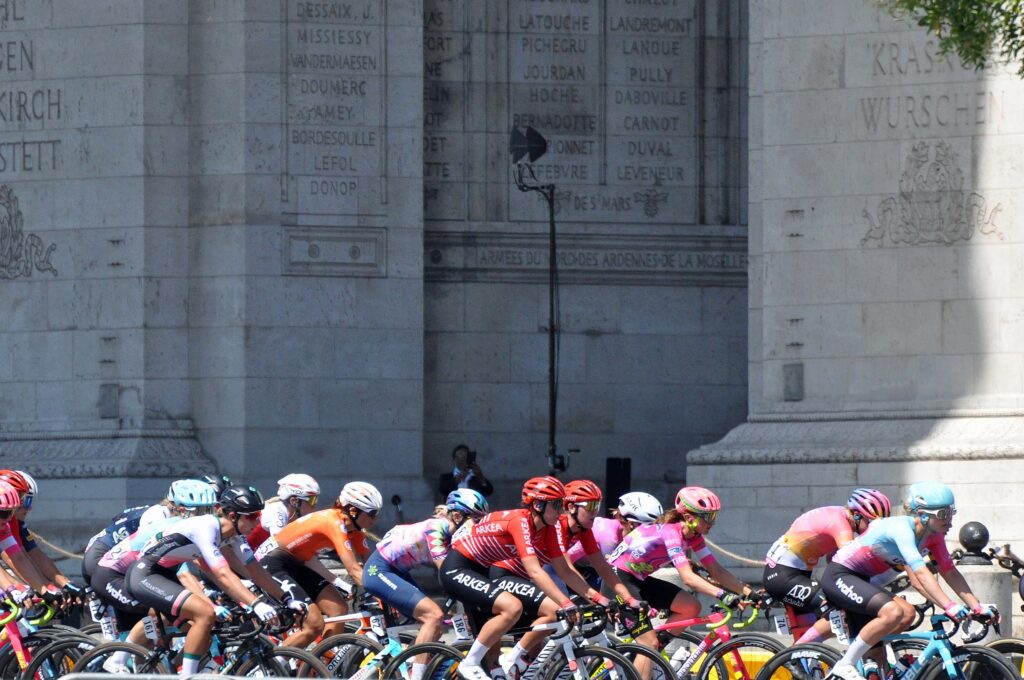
[0, 184, 56, 279]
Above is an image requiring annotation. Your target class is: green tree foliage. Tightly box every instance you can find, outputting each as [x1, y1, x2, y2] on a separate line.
[877, 1, 1024, 75]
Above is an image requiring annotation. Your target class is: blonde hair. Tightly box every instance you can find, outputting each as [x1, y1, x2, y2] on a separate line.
[659, 508, 684, 525]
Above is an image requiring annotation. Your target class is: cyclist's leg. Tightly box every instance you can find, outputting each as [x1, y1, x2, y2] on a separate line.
[627, 571, 685, 680]
[126, 564, 213, 675]
[263, 550, 324, 648]
[490, 570, 557, 671]
[764, 562, 827, 643]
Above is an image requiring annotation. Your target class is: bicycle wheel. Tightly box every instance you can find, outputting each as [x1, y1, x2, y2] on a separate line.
[234, 645, 332, 678]
[986, 638, 1024, 678]
[753, 643, 842, 680]
[69, 640, 172, 675]
[614, 642, 677, 680]
[917, 645, 1018, 680]
[698, 633, 787, 680]
[381, 642, 465, 680]
[311, 632, 386, 678]
[542, 646, 641, 680]
[22, 637, 98, 679]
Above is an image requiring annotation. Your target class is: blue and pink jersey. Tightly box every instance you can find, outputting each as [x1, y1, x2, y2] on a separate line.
[375, 517, 452, 572]
[566, 516, 624, 564]
[98, 515, 182, 573]
[832, 515, 954, 576]
[609, 522, 715, 579]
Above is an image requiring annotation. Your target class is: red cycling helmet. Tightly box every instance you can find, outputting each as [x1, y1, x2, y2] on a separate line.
[564, 480, 603, 504]
[0, 470, 30, 496]
[0, 481, 20, 510]
[522, 476, 566, 505]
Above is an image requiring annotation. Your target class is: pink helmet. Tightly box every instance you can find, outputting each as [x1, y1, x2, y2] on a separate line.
[848, 488, 891, 520]
[675, 486, 722, 515]
[0, 481, 21, 510]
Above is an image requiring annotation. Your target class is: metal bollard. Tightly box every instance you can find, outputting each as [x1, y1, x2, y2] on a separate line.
[953, 521, 1011, 642]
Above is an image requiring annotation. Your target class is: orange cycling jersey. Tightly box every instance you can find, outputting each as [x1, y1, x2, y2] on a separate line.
[270, 508, 369, 562]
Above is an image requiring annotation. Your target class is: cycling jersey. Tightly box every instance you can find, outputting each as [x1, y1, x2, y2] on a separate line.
[138, 503, 173, 528]
[0, 520, 21, 555]
[376, 517, 452, 572]
[8, 518, 37, 551]
[255, 508, 368, 563]
[99, 516, 181, 573]
[766, 506, 854, 570]
[246, 499, 290, 550]
[832, 515, 954, 576]
[609, 522, 715, 578]
[566, 516, 622, 564]
[136, 514, 253, 571]
[452, 508, 563, 578]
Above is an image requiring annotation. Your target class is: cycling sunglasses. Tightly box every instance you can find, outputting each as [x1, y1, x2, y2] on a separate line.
[301, 494, 318, 507]
[921, 506, 956, 521]
[545, 499, 564, 512]
[362, 508, 379, 519]
[693, 510, 718, 526]
[21, 494, 32, 510]
[577, 500, 601, 513]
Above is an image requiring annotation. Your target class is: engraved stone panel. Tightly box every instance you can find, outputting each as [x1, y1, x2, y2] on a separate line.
[283, 226, 387, 277]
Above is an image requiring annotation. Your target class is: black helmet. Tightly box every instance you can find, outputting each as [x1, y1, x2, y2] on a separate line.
[219, 485, 264, 515]
[201, 474, 232, 497]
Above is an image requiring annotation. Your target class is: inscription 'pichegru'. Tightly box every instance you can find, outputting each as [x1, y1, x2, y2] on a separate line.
[521, 37, 587, 53]
[517, 15, 590, 31]
[296, 28, 372, 46]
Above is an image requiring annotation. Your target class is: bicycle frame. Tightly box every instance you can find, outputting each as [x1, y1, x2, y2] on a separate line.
[871, 615, 965, 680]
[656, 607, 761, 679]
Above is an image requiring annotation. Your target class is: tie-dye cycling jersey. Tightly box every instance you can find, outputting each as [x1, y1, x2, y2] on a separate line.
[609, 522, 714, 579]
[832, 515, 954, 576]
[375, 517, 452, 572]
[566, 516, 623, 564]
[765, 506, 854, 570]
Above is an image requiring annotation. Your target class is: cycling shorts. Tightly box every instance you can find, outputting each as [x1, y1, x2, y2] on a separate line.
[614, 568, 682, 611]
[260, 548, 331, 604]
[821, 561, 892, 634]
[488, 566, 548, 618]
[91, 564, 147, 631]
[81, 537, 113, 583]
[363, 551, 429, 617]
[763, 562, 825, 615]
[124, 562, 192, 618]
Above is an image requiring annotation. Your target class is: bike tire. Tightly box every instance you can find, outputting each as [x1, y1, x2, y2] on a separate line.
[234, 645, 333, 678]
[22, 636, 98, 680]
[311, 632, 385, 678]
[381, 641, 465, 680]
[697, 632, 787, 680]
[917, 644, 1018, 680]
[985, 638, 1024, 678]
[68, 639, 172, 675]
[541, 645, 641, 680]
[613, 642, 678, 680]
[753, 642, 842, 680]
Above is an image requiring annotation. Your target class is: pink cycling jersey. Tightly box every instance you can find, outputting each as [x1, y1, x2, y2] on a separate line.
[766, 506, 854, 570]
[609, 522, 715, 579]
[0, 520, 20, 555]
[566, 516, 623, 564]
[376, 518, 452, 572]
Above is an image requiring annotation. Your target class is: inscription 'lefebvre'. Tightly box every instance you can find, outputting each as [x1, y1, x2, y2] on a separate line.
[0, 1, 61, 175]
[284, 0, 385, 216]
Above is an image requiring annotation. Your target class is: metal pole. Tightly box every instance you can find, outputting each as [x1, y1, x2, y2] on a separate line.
[546, 183, 557, 473]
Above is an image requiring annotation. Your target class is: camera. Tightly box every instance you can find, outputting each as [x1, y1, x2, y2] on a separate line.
[466, 450, 477, 465]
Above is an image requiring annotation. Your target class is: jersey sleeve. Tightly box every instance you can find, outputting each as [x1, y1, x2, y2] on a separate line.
[425, 520, 451, 562]
[688, 533, 716, 565]
[0, 522, 20, 555]
[828, 512, 856, 548]
[890, 520, 928, 571]
[263, 504, 290, 536]
[545, 523, 566, 559]
[19, 522, 36, 551]
[139, 504, 171, 529]
[663, 523, 691, 568]
[577, 528, 601, 557]
[509, 512, 537, 559]
[190, 515, 228, 570]
[925, 534, 955, 573]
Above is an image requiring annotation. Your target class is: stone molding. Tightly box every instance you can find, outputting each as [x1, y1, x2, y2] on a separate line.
[690, 416, 1024, 465]
[0, 434, 215, 478]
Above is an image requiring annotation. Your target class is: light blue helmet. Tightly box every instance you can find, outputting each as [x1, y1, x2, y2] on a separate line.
[446, 489, 488, 518]
[170, 480, 218, 508]
[905, 481, 955, 512]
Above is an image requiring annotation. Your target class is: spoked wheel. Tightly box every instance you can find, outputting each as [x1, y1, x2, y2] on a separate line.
[68, 640, 172, 675]
[541, 646, 641, 680]
[918, 645, 1018, 680]
[753, 642, 842, 680]
[614, 642, 677, 680]
[986, 638, 1024, 678]
[698, 632, 786, 680]
[381, 642, 465, 680]
[311, 632, 385, 678]
[22, 637, 98, 679]
[234, 645, 332, 678]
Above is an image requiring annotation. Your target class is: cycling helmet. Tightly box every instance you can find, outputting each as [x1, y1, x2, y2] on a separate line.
[522, 476, 566, 505]
[446, 489, 489, 518]
[201, 474, 232, 498]
[564, 480, 603, 505]
[338, 482, 383, 514]
[14, 471, 37, 496]
[220, 485, 265, 515]
[0, 471, 29, 496]
[906, 481, 955, 511]
[277, 473, 320, 501]
[675, 486, 722, 515]
[0, 481, 20, 510]
[169, 480, 218, 508]
[617, 492, 663, 524]
[847, 488, 891, 520]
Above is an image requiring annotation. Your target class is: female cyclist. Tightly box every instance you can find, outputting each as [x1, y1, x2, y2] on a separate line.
[609, 486, 757, 680]
[124, 485, 287, 676]
[0, 470, 65, 604]
[822, 481, 995, 680]
[0, 479, 53, 605]
[364, 488, 489, 680]
[255, 480, 382, 649]
[247, 473, 321, 550]
[763, 488, 891, 643]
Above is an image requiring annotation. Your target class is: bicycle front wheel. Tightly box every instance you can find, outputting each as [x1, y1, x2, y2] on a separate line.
[22, 636, 98, 680]
[542, 646, 641, 680]
[311, 632, 385, 678]
[69, 640, 172, 675]
[381, 642, 465, 680]
[613, 642, 676, 680]
[753, 642, 842, 680]
[698, 632, 786, 680]
[234, 645, 332, 678]
[985, 637, 1024, 678]
[917, 645, 1018, 680]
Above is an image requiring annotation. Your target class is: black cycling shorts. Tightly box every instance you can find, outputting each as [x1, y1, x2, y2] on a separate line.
[81, 538, 112, 583]
[124, 562, 192, 618]
[614, 568, 682, 611]
[488, 567, 548, 618]
[91, 564, 147, 631]
[763, 563, 824, 615]
[260, 548, 331, 603]
[821, 561, 893, 635]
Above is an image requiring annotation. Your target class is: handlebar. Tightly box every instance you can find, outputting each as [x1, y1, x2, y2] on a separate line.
[706, 605, 734, 629]
[0, 599, 19, 626]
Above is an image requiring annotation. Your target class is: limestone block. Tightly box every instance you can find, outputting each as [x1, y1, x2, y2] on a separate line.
[347, 279, 424, 331]
[461, 382, 530, 432]
[611, 384, 686, 435]
[762, 251, 849, 307]
[558, 286, 622, 336]
[191, 378, 245, 427]
[957, 245, 1024, 301]
[424, 283, 464, 331]
[762, 0, 899, 40]
[191, 124, 246, 174]
[617, 286, 700, 336]
[319, 379, 423, 431]
[189, 21, 244, 75]
[844, 248, 899, 304]
[142, 328, 187, 378]
[47, 278, 144, 330]
[142, 378, 190, 417]
[425, 332, 466, 382]
[464, 284, 540, 333]
[243, 326, 335, 379]
[763, 36, 844, 93]
[0, 381, 36, 420]
[143, 277, 187, 328]
[510, 332, 586, 384]
[462, 332, 511, 383]
[142, 227, 188, 276]
[894, 246, 960, 303]
[425, 381, 462, 433]
[863, 301, 942, 356]
[529, 383, 614, 434]
[242, 73, 281, 123]
[971, 353, 1024, 397]
[246, 378, 320, 429]
[187, 277, 246, 328]
[755, 485, 810, 509]
[189, 74, 244, 124]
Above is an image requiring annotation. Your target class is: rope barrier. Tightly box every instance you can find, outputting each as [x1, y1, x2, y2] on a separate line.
[704, 538, 766, 568]
[33, 534, 83, 561]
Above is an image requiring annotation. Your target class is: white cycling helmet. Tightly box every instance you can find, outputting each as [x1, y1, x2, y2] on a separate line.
[15, 471, 37, 496]
[617, 492, 663, 524]
[338, 481, 383, 515]
[277, 473, 320, 501]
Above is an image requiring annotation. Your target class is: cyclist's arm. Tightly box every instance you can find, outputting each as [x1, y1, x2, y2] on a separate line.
[239, 558, 287, 602]
[675, 560, 730, 598]
[587, 553, 634, 603]
[938, 568, 981, 609]
[331, 536, 365, 585]
[26, 546, 70, 586]
[204, 559, 260, 608]
[704, 560, 752, 597]
[524, 553, 576, 603]
[550, 554, 603, 602]
[3, 547, 53, 592]
[179, 563, 217, 604]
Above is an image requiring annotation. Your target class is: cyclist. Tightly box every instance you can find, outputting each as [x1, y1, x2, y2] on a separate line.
[439, 476, 617, 680]
[124, 484, 287, 677]
[200, 473, 232, 498]
[255, 480, 382, 649]
[247, 473, 321, 550]
[0, 470, 68, 604]
[763, 488, 891, 643]
[0, 479, 55, 605]
[563, 490, 663, 588]
[822, 481, 996, 680]
[364, 488, 489, 680]
[609, 486, 757, 680]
